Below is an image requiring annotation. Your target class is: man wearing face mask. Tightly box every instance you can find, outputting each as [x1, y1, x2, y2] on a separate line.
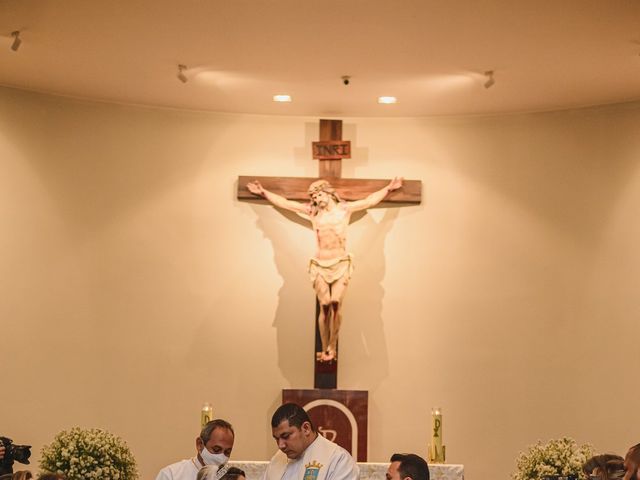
[156, 419, 235, 480]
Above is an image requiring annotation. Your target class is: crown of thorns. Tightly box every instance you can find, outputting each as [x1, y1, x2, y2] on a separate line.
[307, 180, 335, 196]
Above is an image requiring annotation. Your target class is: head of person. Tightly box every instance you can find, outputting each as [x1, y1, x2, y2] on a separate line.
[220, 466, 245, 480]
[37, 475, 66, 480]
[624, 444, 640, 480]
[11, 472, 32, 480]
[583, 454, 625, 480]
[387, 453, 430, 480]
[197, 465, 246, 480]
[271, 403, 317, 460]
[307, 180, 340, 210]
[196, 419, 235, 468]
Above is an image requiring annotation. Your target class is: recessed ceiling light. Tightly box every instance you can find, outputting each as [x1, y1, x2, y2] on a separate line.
[273, 94, 292, 102]
[378, 96, 397, 104]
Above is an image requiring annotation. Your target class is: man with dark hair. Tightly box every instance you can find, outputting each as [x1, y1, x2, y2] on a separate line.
[386, 453, 430, 480]
[624, 444, 640, 480]
[156, 419, 235, 480]
[263, 403, 358, 480]
[583, 454, 625, 480]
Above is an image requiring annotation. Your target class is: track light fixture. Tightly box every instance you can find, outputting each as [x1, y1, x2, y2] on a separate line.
[10, 31, 21, 52]
[484, 70, 495, 89]
[177, 64, 188, 83]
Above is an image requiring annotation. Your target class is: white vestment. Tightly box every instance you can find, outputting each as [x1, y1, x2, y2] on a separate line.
[156, 457, 202, 480]
[263, 434, 359, 480]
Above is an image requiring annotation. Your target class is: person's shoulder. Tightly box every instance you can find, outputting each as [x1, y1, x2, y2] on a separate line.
[316, 434, 349, 456]
[267, 448, 288, 465]
[320, 437, 357, 463]
[333, 442, 355, 459]
[163, 458, 192, 468]
[324, 440, 359, 479]
[157, 458, 196, 478]
[339, 201, 358, 214]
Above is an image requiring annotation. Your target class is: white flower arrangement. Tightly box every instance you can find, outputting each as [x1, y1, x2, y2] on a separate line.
[40, 427, 138, 480]
[513, 437, 594, 480]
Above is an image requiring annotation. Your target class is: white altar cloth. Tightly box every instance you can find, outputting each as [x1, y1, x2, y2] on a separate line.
[229, 461, 464, 480]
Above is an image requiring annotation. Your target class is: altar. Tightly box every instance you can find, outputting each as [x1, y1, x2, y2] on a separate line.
[230, 461, 464, 480]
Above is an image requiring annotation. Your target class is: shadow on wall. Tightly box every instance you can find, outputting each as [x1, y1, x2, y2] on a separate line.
[251, 204, 398, 390]
[252, 206, 315, 387]
[339, 207, 399, 389]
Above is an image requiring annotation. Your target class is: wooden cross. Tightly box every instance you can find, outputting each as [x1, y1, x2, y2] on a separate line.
[237, 119, 422, 388]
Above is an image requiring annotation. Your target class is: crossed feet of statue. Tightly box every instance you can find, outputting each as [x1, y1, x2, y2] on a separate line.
[316, 348, 337, 363]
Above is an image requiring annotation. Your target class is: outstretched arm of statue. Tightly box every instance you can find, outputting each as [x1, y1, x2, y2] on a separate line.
[247, 180, 311, 215]
[347, 176, 403, 212]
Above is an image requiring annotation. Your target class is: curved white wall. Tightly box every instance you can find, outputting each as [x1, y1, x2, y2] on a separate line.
[2, 87, 639, 479]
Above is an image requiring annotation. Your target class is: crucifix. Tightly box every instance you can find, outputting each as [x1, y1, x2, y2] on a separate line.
[237, 119, 421, 389]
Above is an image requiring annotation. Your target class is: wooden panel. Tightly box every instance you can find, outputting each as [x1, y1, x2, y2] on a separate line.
[316, 120, 346, 177]
[319, 119, 342, 142]
[318, 159, 342, 179]
[237, 176, 422, 204]
[282, 389, 368, 461]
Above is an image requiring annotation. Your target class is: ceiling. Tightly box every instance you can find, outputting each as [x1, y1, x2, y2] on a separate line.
[1, 0, 639, 117]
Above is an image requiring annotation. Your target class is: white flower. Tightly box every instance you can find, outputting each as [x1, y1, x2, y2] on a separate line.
[40, 427, 138, 480]
[512, 437, 593, 480]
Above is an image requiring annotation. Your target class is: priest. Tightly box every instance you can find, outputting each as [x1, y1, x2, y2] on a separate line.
[263, 403, 358, 480]
[156, 419, 234, 480]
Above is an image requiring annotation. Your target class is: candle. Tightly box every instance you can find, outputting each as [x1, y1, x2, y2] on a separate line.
[428, 407, 446, 463]
[201, 402, 213, 427]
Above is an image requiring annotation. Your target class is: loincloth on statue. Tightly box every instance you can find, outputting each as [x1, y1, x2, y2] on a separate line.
[308, 254, 354, 285]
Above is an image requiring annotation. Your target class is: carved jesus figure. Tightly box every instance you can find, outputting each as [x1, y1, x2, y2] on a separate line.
[247, 177, 403, 362]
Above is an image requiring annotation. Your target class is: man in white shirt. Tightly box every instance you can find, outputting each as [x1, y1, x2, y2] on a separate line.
[386, 453, 430, 480]
[156, 419, 235, 480]
[263, 403, 359, 480]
